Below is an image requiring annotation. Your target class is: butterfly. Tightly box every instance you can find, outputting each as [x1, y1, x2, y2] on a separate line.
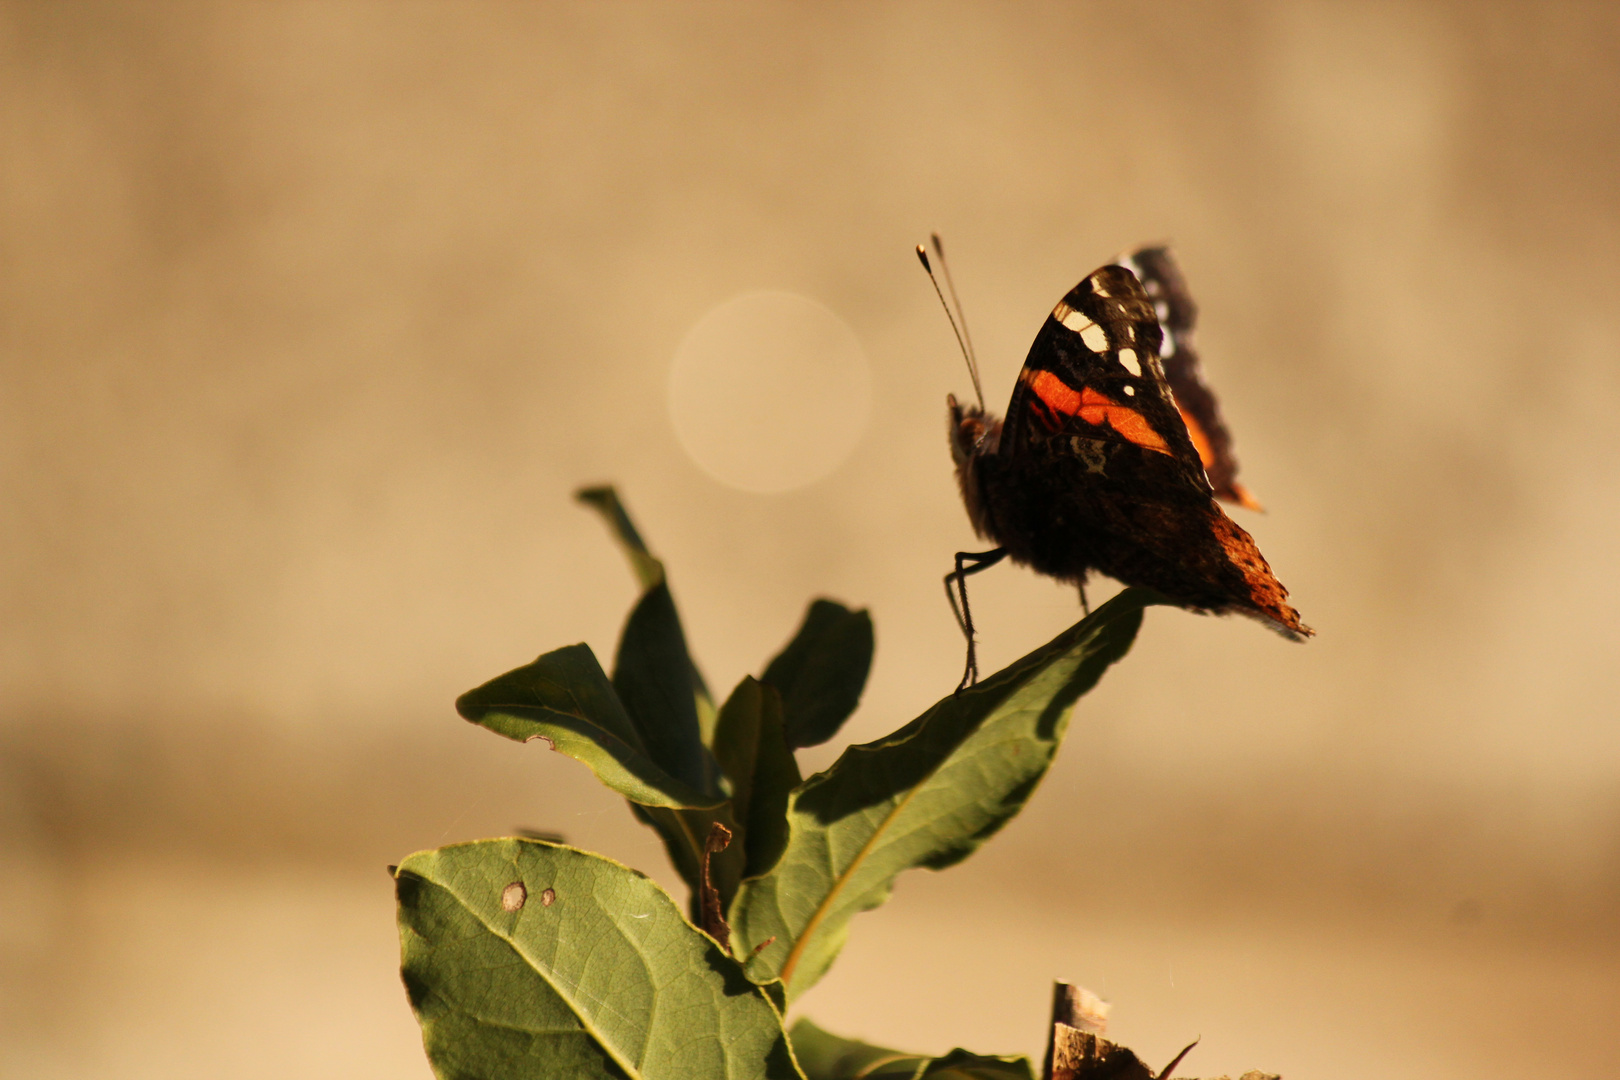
[919, 238, 1311, 690]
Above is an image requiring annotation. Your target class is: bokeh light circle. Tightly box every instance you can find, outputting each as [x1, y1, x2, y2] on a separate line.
[667, 291, 871, 494]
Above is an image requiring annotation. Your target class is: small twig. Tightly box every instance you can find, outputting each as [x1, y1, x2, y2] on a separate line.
[698, 822, 734, 954]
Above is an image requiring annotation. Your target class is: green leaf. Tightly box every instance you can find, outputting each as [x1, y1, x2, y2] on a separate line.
[790, 1019, 926, 1079]
[790, 1019, 1034, 1080]
[576, 484, 663, 591]
[577, 486, 716, 796]
[457, 643, 721, 810]
[396, 838, 803, 1080]
[613, 580, 715, 796]
[762, 600, 874, 749]
[579, 485, 712, 712]
[732, 589, 1155, 1000]
[714, 677, 802, 880]
[576, 485, 725, 892]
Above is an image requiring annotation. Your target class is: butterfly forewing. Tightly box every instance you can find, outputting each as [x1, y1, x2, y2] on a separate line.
[1001, 265, 1207, 487]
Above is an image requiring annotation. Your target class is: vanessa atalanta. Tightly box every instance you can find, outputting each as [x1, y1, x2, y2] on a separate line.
[920, 239, 1311, 689]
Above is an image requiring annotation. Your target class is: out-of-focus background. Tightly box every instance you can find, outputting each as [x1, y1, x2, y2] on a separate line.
[3, 3, 1617, 1077]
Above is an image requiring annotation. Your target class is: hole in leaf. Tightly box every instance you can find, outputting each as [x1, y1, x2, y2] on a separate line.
[501, 882, 527, 911]
[541, 887, 556, 907]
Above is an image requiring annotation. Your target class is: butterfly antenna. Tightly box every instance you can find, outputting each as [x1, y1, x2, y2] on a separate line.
[916, 241, 985, 411]
[929, 233, 982, 395]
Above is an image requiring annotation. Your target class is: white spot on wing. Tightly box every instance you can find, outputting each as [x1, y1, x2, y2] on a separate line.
[1123, 384, 1136, 396]
[1089, 275, 1112, 298]
[1055, 304, 1111, 353]
[1077, 321, 1109, 353]
[1117, 348, 1142, 376]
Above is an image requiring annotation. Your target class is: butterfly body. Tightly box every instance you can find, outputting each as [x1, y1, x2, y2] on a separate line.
[946, 261, 1310, 655]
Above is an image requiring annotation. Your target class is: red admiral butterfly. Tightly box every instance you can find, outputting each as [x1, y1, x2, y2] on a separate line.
[920, 238, 1311, 689]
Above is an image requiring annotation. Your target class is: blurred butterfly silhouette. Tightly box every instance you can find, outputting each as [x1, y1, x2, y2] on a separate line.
[919, 237, 1311, 690]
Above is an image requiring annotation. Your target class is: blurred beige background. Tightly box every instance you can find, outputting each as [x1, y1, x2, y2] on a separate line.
[3, 3, 1617, 1077]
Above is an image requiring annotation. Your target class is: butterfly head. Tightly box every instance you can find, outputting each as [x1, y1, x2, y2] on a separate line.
[948, 393, 1000, 460]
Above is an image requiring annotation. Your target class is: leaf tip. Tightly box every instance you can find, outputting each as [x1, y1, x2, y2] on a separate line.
[573, 485, 624, 521]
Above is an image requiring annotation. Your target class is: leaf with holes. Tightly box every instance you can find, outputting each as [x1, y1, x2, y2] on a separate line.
[731, 589, 1155, 1000]
[790, 1019, 1035, 1080]
[396, 838, 803, 1080]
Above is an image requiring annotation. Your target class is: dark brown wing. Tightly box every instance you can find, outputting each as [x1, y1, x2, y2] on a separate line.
[999, 263, 1209, 494]
[1116, 246, 1261, 510]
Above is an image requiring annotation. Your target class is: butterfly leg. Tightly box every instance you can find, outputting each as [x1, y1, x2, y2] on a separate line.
[1077, 579, 1090, 616]
[943, 547, 1007, 693]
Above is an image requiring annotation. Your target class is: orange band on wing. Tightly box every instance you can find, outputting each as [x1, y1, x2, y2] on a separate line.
[1024, 371, 1171, 454]
[1025, 368, 1082, 417]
